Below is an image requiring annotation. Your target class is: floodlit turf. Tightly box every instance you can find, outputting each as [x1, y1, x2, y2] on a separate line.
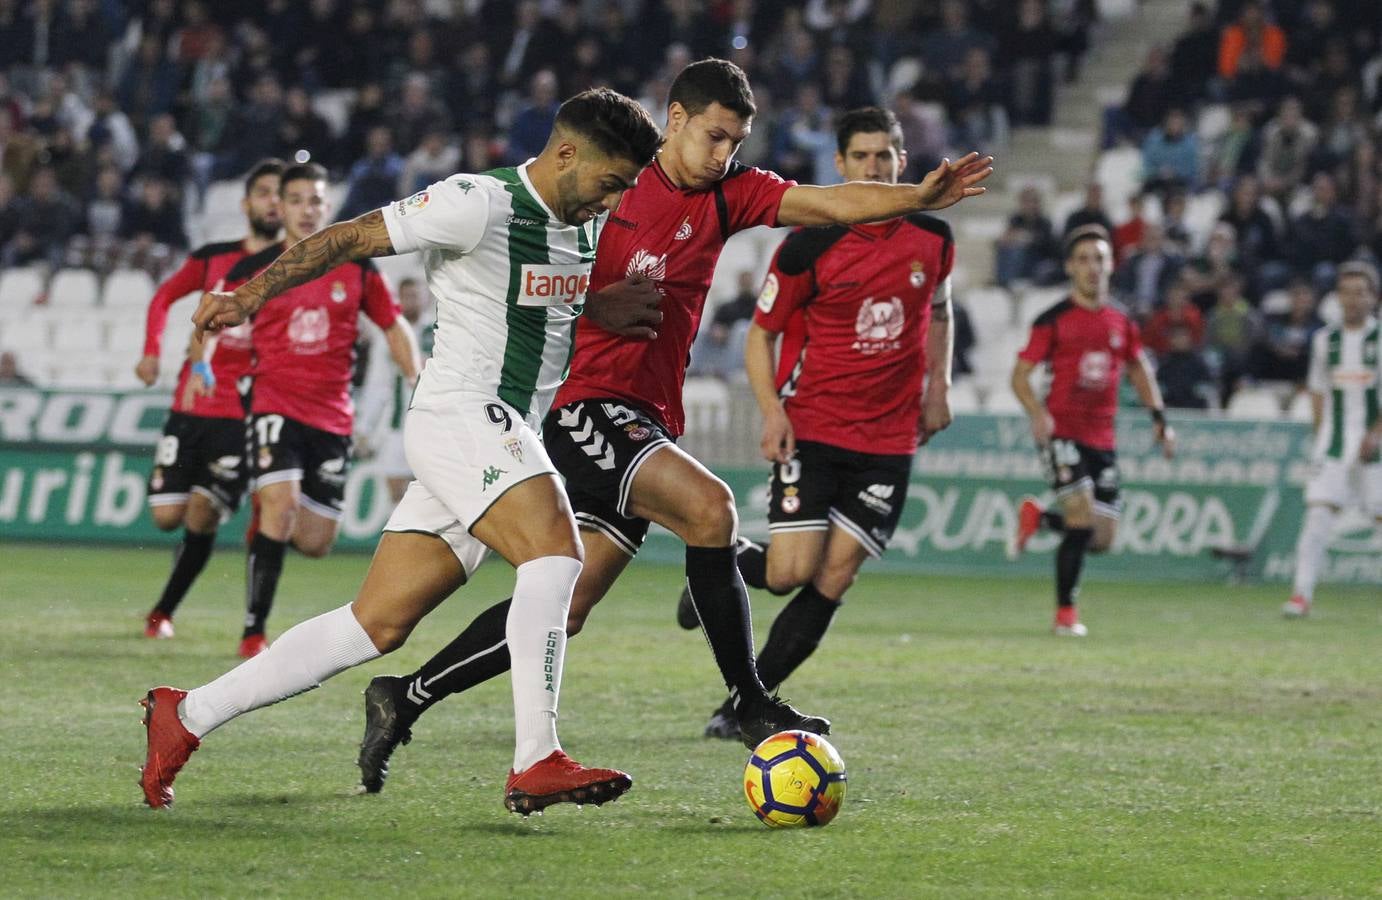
[1, 544, 1378, 898]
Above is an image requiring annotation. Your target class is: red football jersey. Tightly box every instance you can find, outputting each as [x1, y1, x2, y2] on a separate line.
[1017, 298, 1142, 451]
[754, 215, 955, 455]
[142, 239, 258, 420]
[555, 159, 794, 435]
[250, 259, 400, 436]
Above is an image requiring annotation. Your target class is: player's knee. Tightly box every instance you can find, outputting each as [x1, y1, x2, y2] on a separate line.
[814, 566, 857, 599]
[150, 506, 184, 531]
[565, 609, 588, 637]
[682, 481, 737, 545]
[356, 614, 412, 654]
[765, 558, 813, 594]
[295, 535, 334, 558]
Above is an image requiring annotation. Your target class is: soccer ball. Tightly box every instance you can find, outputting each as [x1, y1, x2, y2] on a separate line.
[743, 730, 847, 828]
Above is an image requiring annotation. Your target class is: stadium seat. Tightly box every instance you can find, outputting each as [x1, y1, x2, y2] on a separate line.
[47, 269, 100, 309]
[1016, 285, 1068, 325]
[50, 318, 106, 353]
[1286, 390, 1314, 423]
[312, 89, 356, 139]
[102, 269, 158, 310]
[948, 377, 981, 414]
[1225, 388, 1282, 420]
[964, 287, 1015, 344]
[0, 315, 50, 354]
[0, 266, 47, 310]
[1183, 192, 1224, 249]
[681, 377, 731, 433]
[983, 387, 1023, 414]
[49, 361, 108, 387]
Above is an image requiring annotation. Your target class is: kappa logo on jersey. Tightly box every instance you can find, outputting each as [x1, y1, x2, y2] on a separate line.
[507, 214, 543, 226]
[330, 280, 347, 303]
[626, 249, 667, 282]
[394, 190, 431, 216]
[674, 218, 693, 240]
[482, 465, 508, 490]
[1077, 350, 1113, 390]
[909, 261, 926, 289]
[519, 263, 592, 307]
[852, 297, 905, 354]
[757, 273, 779, 313]
[287, 307, 330, 351]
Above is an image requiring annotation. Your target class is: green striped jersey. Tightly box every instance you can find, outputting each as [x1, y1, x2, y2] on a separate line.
[380, 164, 599, 427]
[1307, 317, 1380, 461]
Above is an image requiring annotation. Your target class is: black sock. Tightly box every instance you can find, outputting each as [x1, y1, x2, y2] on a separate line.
[685, 545, 768, 705]
[399, 598, 513, 723]
[1041, 510, 1066, 532]
[1056, 527, 1093, 607]
[756, 583, 840, 692]
[243, 533, 286, 638]
[735, 538, 769, 590]
[154, 529, 216, 617]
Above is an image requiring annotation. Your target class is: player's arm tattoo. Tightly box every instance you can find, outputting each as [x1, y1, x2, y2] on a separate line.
[244, 211, 395, 310]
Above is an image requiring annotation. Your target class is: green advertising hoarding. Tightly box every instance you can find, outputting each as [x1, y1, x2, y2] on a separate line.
[1, 387, 1378, 585]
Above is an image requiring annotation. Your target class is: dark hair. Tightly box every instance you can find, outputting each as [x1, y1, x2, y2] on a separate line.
[668, 58, 755, 120]
[1063, 224, 1112, 259]
[553, 87, 662, 165]
[244, 158, 286, 195]
[279, 161, 328, 194]
[835, 106, 904, 156]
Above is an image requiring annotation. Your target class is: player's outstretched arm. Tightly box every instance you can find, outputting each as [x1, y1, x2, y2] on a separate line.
[384, 319, 421, 385]
[1128, 350, 1175, 458]
[193, 211, 395, 333]
[775, 153, 994, 227]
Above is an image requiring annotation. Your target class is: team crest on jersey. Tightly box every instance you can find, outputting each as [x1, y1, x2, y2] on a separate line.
[151, 467, 163, 491]
[852, 296, 905, 354]
[504, 437, 524, 462]
[1077, 350, 1113, 390]
[394, 190, 431, 216]
[909, 261, 926, 289]
[258, 446, 273, 470]
[782, 484, 801, 514]
[330, 281, 347, 303]
[624, 423, 651, 441]
[626, 249, 667, 282]
[757, 273, 779, 313]
[675, 218, 693, 240]
[288, 307, 331, 351]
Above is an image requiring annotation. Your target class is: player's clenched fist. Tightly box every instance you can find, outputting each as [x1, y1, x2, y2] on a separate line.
[192, 289, 257, 334]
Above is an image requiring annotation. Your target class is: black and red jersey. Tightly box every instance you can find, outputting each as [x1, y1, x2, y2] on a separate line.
[143, 239, 257, 420]
[239, 244, 400, 437]
[754, 214, 954, 455]
[555, 158, 795, 435]
[1017, 298, 1142, 451]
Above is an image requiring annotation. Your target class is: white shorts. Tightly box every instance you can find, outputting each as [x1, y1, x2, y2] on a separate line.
[382, 394, 557, 576]
[1304, 458, 1382, 516]
[375, 428, 411, 479]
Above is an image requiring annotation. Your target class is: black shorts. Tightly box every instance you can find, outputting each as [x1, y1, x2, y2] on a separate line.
[1041, 438, 1122, 518]
[767, 439, 913, 558]
[543, 398, 674, 557]
[250, 412, 352, 520]
[147, 412, 251, 517]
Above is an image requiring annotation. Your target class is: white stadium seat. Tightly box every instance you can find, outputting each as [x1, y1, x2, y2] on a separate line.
[47, 269, 100, 309]
[102, 269, 158, 309]
[0, 267, 46, 310]
[1226, 388, 1282, 419]
[948, 377, 981, 414]
[0, 315, 50, 354]
[50, 317, 106, 353]
[1287, 390, 1314, 423]
[963, 287, 1015, 345]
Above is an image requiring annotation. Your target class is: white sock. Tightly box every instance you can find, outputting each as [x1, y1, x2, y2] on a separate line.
[179, 604, 381, 738]
[507, 555, 581, 772]
[1291, 504, 1336, 602]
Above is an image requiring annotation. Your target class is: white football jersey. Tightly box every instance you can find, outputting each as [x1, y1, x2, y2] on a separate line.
[381, 162, 601, 427]
[1306, 316, 1380, 462]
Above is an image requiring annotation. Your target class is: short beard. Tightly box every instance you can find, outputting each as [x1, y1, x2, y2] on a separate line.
[249, 217, 281, 240]
[554, 168, 580, 225]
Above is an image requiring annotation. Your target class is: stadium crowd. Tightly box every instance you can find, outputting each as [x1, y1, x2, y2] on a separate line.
[997, 0, 1382, 410]
[0, 0, 1088, 276]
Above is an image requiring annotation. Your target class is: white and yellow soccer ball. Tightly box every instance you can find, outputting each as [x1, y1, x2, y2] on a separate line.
[743, 730, 847, 828]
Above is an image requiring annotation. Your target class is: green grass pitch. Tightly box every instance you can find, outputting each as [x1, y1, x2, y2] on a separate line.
[1, 544, 1378, 898]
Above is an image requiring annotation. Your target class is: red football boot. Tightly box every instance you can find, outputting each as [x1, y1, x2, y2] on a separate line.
[1053, 604, 1088, 637]
[144, 611, 174, 639]
[238, 633, 268, 658]
[139, 687, 200, 809]
[1007, 496, 1044, 560]
[503, 750, 632, 816]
